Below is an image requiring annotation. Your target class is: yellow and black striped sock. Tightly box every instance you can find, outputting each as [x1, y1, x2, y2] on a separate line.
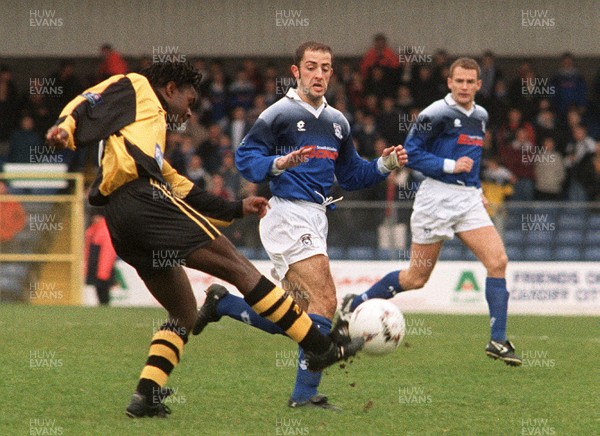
[136, 324, 186, 401]
[244, 276, 331, 354]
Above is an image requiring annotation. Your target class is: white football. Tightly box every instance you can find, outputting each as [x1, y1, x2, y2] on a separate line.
[349, 299, 405, 355]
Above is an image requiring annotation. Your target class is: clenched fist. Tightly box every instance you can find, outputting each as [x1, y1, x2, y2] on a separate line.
[453, 156, 474, 174]
[242, 196, 270, 218]
[45, 126, 69, 149]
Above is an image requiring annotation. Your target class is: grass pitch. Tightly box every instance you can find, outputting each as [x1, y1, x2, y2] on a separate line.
[1, 305, 597, 435]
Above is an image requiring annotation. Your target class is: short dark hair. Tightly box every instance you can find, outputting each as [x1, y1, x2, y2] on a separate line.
[293, 41, 332, 66]
[449, 57, 481, 79]
[140, 60, 203, 94]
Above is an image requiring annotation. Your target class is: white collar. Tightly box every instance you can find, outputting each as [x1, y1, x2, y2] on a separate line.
[286, 88, 327, 118]
[444, 93, 476, 117]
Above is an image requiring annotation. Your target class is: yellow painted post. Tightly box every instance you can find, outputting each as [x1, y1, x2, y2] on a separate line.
[69, 173, 85, 305]
[0, 172, 86, 306]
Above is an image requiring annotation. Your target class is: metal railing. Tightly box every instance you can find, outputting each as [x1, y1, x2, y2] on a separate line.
[223, 199, 600, 261]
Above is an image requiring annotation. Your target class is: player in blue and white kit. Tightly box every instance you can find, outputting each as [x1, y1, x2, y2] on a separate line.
[192, 41, 407, 409]
[342, 58, 522, 366]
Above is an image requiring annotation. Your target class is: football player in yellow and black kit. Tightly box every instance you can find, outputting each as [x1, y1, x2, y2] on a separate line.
[46, 61, 362, 418]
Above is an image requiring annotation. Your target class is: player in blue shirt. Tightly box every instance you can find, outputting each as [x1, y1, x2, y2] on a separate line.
[193, 41, 407, 409]
[342, 58, 522, 366]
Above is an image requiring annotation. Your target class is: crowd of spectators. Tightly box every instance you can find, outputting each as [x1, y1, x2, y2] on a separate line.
[2, 37, 600, 209]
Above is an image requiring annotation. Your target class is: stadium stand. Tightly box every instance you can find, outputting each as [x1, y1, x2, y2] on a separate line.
[1, 49, 598, 271]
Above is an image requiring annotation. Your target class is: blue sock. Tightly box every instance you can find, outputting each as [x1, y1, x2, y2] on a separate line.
[485, 277, 509, 341]
[291, 314, 331, 403]
[351, 270, 402, 311]
[216, 294, 284, 335]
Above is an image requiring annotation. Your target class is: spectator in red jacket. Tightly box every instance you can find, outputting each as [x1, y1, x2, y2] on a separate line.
[85, 211, 117, 305]
[360, 33, 399, 81]
[98, 44, 128, 81]
[496, 108, 536, 152]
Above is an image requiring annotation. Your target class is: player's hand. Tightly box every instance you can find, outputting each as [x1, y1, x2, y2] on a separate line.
[381, 144, 408, 171]
[275, 147, 311, 170]
[45, 126, 69, 149]
[242, 196, 270, 218]
[453, 156, 474, 174]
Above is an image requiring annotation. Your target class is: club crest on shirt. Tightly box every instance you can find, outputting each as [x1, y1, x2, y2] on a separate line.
[333, 123, 343, 139]
[155, 143, 164, 170]
[300, 233, 313, 247]
[297, 120, 306, 131]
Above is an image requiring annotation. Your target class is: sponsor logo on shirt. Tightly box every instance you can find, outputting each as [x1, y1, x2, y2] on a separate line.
[297, 120, 306, 131]
[457, 134, 483, 147]
[303, 145, 338, 160]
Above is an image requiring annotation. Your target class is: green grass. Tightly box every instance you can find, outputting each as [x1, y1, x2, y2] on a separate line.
[1, 305, 597, 435]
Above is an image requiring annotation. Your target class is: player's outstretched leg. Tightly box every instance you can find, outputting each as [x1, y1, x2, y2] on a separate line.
[194, 278, 344, 409]
[340, 270, 402, 320]
[193, 285, 284, 336]
[185, 236, 362, 370]
[340, 242, 442, 322]
[193, 285, 353, 408]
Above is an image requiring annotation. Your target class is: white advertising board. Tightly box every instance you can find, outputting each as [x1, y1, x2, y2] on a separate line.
[83, 260, 600, 315]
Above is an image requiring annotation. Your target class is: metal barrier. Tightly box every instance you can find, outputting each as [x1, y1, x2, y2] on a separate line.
[223, 199, 599, 261]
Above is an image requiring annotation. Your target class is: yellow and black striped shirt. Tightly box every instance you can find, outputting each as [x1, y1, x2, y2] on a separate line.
[55, 73, 242, 225]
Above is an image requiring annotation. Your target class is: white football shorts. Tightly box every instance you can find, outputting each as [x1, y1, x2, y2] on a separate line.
[259, 196, 329, 280]
[410, 178, 494, 244]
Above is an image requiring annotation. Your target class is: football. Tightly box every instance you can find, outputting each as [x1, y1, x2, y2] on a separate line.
[348, 299, 406, 355]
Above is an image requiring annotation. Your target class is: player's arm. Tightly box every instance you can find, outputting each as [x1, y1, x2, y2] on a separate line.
[235, 116, 311, 182]
[235, 118, 278, 183]
[162, 160, 268, 226]
[46, 75, 137, 150]
[403, 113, 471, 176]
[334, 126, 406, 191]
